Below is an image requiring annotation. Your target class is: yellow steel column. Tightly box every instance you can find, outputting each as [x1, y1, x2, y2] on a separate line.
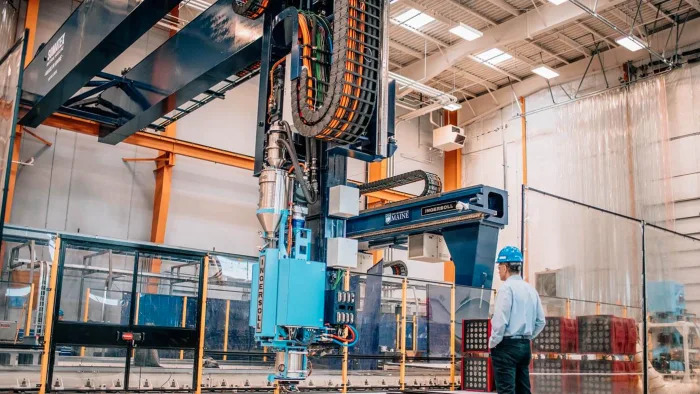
[38, 236, 60, 394]
[195, 256, 210, 394]
[596, 302, 601, 315]
[450, 284, 456, 390]
[566, 299, 571, 319]
[223, 300, 230, 361]
[80, 288, 90, 357]
[342, 269, 350, 393]
[24, 283, 34, 338]
[180, 296, 187, 360]
[519, 97, 530, 282]
[443, 110, 461, 282]
[400, 278, 407, 390]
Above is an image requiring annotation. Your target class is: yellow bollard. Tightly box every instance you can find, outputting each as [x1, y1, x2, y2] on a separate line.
[450, 284, 456, 390]
[80, 288, 90, 357]
[400, 278, 407, 390]
[223, 300, 230, 361]
[38, 237, 61, 394]
[342, 270, 350, 393]
[180, 296, 187, 360]
[194, 256, 210, 394]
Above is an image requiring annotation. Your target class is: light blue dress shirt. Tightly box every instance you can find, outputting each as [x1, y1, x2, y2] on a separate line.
[488, 275, 546, 349]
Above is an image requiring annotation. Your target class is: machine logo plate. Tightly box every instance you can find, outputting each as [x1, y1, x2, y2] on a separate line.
[256, 255, 266, 333]
[421, 201, 458, 216]
[385, 210, 411, 225]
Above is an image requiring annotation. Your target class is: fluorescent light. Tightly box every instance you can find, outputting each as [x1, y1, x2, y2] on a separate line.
[390, 0, 399, 3]
[449, 23, 483, 41]
[395, 8, 435, 29]
[474, 48, 512, 65]
[531, 65, 559, 79]
[547, 0, 568, 4]
[443, 102, 462, 111]
[616, 36, 646, 52]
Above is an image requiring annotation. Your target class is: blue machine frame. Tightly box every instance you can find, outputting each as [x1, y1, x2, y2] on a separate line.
[347, 185, 508, 289]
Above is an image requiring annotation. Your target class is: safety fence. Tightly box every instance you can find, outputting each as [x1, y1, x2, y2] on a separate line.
[524, 185, 700, 393]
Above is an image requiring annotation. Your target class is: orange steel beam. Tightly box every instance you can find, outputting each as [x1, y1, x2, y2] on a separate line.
[41, 113, 255, 169]
[443, 110, 461, 282]
[22, 128, 52, 146]
[6, 0, 41, 223]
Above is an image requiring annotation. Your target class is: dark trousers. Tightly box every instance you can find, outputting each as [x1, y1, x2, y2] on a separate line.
[491, 338, 532, 394]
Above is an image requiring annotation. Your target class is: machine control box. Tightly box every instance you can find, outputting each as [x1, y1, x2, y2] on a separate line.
[324, 289, 356, 325]
[329, 185, 360, 218]
[408, 233, 451, 263]
[327, 237, 358, 268]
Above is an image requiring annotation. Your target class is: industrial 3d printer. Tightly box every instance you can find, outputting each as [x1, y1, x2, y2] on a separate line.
[239, 0, 508, 388]
[15, 0, 508, 389]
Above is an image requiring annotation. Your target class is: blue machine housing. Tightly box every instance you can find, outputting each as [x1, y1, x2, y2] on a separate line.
[647, 280, 686, 315]
[249, 254, 326, 338]
[347, 185, 507, 290]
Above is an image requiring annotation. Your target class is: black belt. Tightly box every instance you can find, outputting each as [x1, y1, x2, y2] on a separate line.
[504, 335, 529, 340]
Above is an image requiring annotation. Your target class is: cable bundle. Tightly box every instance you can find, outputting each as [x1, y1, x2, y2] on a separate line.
[292, 0, 383, 145]
[232, 0, 269, 20]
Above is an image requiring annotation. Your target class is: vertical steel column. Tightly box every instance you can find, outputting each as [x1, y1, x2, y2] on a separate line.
[80, 288, 90, 357]
[566, 299, 571, 319]
[223, 299, 230, 361]
[400, 277, 407, 390]
[180, 296, 187, 360]
[450, 284, 456, 390]
[38, 236, 60, 394]
[124, 251, 140, 390]
[24, 283, 34, 338]
[641, 222, 648, 393]
[443, 110, 461, 282]
[194, 256, 210, 394]
[519, 97, 529, 281]
[342, 269, 350, 393]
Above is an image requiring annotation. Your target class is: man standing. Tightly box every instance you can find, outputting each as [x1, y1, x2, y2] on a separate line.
[488, 246, 545, 394]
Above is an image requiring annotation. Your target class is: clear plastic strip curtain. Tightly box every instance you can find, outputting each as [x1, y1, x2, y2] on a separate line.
[0, 30, 26, 236]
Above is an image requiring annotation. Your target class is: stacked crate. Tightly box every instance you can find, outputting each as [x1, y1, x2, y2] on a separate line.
[531, 358, 580, 393]
[580, 360, 638, 394]
[461, 319, 495, 392]
[577, 316, 637, 355]
[533, 317, 578, 353]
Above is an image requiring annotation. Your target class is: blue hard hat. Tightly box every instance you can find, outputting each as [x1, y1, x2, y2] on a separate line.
[496, 246, 523, 264]
[58, 309, 64, 316]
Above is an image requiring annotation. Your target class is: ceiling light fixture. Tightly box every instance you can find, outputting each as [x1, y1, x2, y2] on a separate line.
[531, 65, 560, 79]
[395, 8, 435, 29]
[442, 103, 462, 111]
[615, 36, 647, 52]
[474, 48, 512, 65]
[449, 23, 483, 41]
[547, 0, 569, 5]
